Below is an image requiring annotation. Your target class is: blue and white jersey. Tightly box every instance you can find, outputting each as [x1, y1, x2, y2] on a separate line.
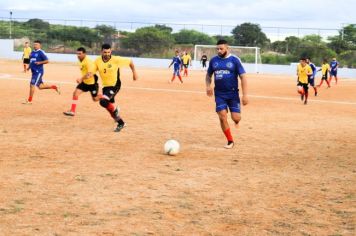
[171, 56, 182, 70]
[330, 60, 339, 71]
[207, 54, 246, 95]
[29, 49, 48, 73]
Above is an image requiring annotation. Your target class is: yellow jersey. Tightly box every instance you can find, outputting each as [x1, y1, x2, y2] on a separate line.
[182, 54, 191, 64]
[94, 56, 131, 87]
[23, 47, 32, 59]
[297, 64, 312, 84]
[321, 63, 330, 75]
[79, 56, 96, 85]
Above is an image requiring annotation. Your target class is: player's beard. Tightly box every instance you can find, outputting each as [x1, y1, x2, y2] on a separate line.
[218, 51, 227, 58]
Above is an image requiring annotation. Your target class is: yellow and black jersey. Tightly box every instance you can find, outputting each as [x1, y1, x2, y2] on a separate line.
[79, 56, 96, 85]
[94, 56, 131, 87]
[297, 64, 312, 84]
[23, 47, 32, 59]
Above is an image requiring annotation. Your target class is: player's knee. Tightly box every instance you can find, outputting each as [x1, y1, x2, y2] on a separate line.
[232, 115, 241, 124]
[99, 98, 109, 108]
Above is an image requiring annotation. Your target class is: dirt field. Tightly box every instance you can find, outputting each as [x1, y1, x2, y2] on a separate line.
[0, 59, 355, 236]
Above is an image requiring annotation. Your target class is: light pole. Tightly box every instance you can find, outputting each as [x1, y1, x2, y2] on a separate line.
[9, 11, 13, 39]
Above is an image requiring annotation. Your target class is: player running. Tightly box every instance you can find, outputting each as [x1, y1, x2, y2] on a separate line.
[297, 57, 313, 105]
[206, 39, 248, 149]
[317, 58, 331, 88]
[23, 40, 60, 104]
[306, 57, 318, 96]
[63, 47, 101, 116]
[181, 51, 192, 77]
[94, 43, 138, 132]
[329, 58, 339, 85]
[168, 50, 183, 83]
[22, 42, 31, 73]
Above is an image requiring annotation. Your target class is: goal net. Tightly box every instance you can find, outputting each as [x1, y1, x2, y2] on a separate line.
[193, 45, 262, 73]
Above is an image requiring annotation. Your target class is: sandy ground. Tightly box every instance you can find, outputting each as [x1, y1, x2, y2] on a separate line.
[0, 59, 355, 235]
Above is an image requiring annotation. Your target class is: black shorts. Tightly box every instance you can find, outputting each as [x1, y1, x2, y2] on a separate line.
[322, 74, 328, 80]
[23, 58, 30, 64]
[183, 64, 189, 68]
[297, 82, 309, 92]
[77, 82, 99, 98]
[202, 60, 207, 67]
[102, 79, 121, 103]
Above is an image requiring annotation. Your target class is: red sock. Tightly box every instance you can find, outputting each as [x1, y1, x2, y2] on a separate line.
[178, 75, 183, 83]
[51, 85, 57, 90]
[319, 80, 323, 86]
[71, 95, 78, 112]
[223, 128, 233, 142]
[28, 96, 32, 102]
[171, 75, 176, 82]
[326, 80, 330, 87]
[305, 92, 309, 100]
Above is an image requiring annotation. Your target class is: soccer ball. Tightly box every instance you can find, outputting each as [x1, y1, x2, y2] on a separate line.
[297, 86, 304, 95]
[164, 139, 180, 156]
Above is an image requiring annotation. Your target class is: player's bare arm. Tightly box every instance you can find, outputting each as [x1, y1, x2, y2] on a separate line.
[129, 61, 138, 81]
[240, 73, 248, 105]
[205, 73, 213, 97]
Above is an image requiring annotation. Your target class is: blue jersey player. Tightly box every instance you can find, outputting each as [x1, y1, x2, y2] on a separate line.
[306, 58, 318, 96]
[168, 50, 183, 83]
[206, 39, 248, 149]
[329, 58, 339, 85]
[23, 40, 60, 104]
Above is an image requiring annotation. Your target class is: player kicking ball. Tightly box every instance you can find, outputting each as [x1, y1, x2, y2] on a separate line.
[94, 44, 138, 132]
[63, 47, 101, 116]
[206, 39, 248, 149]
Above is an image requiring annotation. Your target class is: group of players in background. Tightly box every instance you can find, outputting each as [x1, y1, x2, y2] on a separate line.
[21, 39, 340, 148]
[297, 56, 339, 105]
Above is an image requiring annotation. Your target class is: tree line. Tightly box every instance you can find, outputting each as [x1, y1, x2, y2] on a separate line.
[0, 19, 355, 67]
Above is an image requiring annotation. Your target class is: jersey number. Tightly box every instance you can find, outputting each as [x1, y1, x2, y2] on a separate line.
[104, 69, 107, 73]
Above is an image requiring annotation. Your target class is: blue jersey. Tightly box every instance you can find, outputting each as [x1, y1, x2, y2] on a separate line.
[171, 56, 182, 70]
[207, 54, 246, 95]
[330, 60, 339, 71]
[309, 63, 317, 77]
[29, 49, 48, 73]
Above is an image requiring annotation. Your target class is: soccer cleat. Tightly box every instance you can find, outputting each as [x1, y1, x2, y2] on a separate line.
[224, 141, 234, 149]
[63, 111, 75, 116]
[304, 100, 308, 105]
[56, 84, 61, 95]
[22, 100, 32, 105]
[114, 122, 126, 132]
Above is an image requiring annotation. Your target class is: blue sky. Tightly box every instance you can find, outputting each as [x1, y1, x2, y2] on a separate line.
[0, 0, 355, 32]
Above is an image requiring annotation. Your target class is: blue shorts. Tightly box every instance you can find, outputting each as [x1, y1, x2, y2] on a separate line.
[173, 67, 180, 76]
[330, 70, 337, 76]
[308, 76, 315, 86]
[31, 72, 44, 87]
[215, 94, 241, 113]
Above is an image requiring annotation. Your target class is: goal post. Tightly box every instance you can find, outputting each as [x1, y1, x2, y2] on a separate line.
[193, 44, 262, 73]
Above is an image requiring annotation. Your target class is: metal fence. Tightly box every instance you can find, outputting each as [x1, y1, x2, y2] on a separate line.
[0, 17, 342, 41]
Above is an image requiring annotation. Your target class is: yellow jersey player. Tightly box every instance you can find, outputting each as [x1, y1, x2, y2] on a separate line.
[318, 58, 331, 88]
[63, 47, 102, 116]
[22, 42, 32, 73]
[181, 51, 192, 77]
[94, 43, 138, 132]
[297, 57, 313, 105]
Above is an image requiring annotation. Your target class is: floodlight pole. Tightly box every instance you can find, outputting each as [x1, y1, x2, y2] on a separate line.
[9, 11, 13, 39]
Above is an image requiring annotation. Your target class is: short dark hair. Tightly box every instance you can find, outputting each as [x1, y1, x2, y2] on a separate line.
[299, 57, 306, 61]
[34, 40, 41, 44]
[216, 39, 228, 45]
[77, 47, 86, 53]
[101, 43, 111, 50]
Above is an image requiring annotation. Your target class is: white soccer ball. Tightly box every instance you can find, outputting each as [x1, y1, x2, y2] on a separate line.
[164, 139, 180, 156]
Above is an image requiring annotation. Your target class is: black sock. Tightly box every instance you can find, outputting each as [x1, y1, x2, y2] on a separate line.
[117, 119, 124, 125]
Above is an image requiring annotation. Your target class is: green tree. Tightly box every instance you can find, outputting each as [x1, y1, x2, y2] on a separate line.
[231, 22, 269, 48]
[94, 25, 118, 43]
[121, 26, 175, 55]
[173, 29, 215, 45]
